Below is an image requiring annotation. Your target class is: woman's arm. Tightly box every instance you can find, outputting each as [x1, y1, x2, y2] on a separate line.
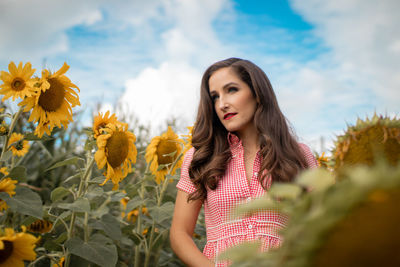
[170, 190, 214, 267]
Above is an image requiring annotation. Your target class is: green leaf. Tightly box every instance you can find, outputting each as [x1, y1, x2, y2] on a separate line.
[90, 214, 122, 241]
[88, 176, 106, 184]
[51, 187, 72, 202]
[45, 157, 82, 172]
[121, 225, 141, 245]
[219, 241, 260, 262]
[0, 150, 12, 162]
[63, 173, 81, 183]
[57, 197, 90, 213]
[0, 186, 43, 219]
[151, 229, 168, 251]
[125, 196, 145, 212]
[296, 168, 335, 191]
[54, 232, 68, 244]
[110, 192, 125, 202]
[65, 236, 118, 267]
[269, 183, 302, 200]
[7, 166, 27, 182]
[24, 132, 53, 141]
[148, 202, 174, 224]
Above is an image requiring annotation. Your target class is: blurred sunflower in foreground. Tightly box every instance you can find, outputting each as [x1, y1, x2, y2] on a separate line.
[333, 114, 400, 170]
[145, 126, 184, 184]
[0, 226, 39, 266]
[8, 133, 30, 157]
[95, 122, 137, 190]
[0, 178, 17, 211]
[0, 62, 36, 101]
[19, 62, 80, 137]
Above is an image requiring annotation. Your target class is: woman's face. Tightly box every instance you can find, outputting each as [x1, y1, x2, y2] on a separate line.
[208, 67, 257, 136]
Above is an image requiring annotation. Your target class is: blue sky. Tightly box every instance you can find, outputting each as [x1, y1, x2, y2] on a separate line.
[1, 0, 399, 153]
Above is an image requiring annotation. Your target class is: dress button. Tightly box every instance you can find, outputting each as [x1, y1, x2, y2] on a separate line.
[254, 172, 258, 177]
[247, 197, 252, 202]
[248, 224, 253, 229]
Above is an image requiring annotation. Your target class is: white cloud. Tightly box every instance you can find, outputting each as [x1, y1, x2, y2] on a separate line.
[0, 0, 104, 62]
[290, 0, 400, 110]
[119, 61, 201, 132]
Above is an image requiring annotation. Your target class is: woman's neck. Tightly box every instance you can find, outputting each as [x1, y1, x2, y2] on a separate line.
[237, 125, 259, 152]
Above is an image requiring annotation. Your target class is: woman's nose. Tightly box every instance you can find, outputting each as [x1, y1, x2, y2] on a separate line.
[218, 97, 228, 111]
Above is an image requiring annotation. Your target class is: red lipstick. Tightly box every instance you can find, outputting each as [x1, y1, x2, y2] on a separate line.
[224, 113, 237, 120]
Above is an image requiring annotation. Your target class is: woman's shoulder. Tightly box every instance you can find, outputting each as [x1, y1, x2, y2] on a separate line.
[182, 147, 196, 167]
[297, 143, 318, 168]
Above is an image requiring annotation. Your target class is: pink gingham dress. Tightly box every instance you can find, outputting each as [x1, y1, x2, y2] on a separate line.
[177, 133, 318, 266]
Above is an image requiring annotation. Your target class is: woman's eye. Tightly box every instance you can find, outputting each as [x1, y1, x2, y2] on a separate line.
[228, 87, 238, 93]
[211, 94, 219, 102]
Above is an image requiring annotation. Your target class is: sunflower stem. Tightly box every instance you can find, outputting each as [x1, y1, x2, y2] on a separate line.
[0, 106, 24, 161]
[134, 182, 145, 267]
[144, 175, 170, 267]
[65, 153, 95, 267]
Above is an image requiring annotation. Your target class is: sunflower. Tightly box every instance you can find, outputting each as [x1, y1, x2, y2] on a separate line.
[52, 256, 64, 267]
[18, 62, 80, 137]
[145, 126, 184, 184]
[26, 219, 53, 234]
[93, 111, 120, 139]
[120, 197, 149, 223]
[0, 226, 39, 266]
[8, 133, 29, 157]
[95, 123, 137, 190]
[0, 167, 9, 176]
[264, 163, 400, 267]
[0, 124, 8, 136]
[316, 152, 330, 169]
[0, 178, 17, 211]
[182, 126, 193, 154]
[333, 114, 400, 170]
[0, 62, 36, 101]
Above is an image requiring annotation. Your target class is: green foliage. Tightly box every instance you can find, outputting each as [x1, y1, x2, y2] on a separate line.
[0, 101, 204, 267]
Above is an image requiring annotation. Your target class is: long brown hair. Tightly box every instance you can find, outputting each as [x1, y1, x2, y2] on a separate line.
[188, 58, 308, 201]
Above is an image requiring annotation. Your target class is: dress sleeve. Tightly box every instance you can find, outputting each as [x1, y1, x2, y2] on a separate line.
[176, 147, 198, 194]
[299, 143, 319, 169]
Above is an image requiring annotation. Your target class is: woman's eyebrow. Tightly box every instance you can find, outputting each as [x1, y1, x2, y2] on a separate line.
[223, 82, 239, 89]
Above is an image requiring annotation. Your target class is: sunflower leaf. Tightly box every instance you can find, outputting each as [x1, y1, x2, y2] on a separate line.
[126, 196, 146, 212]
[89, 214, 122, 241]
[24, 132, 54, 141]
[0, 186, 43, 219]
[7, 166, 27, 182]
[51, 186, 72, 202]
[148, 202, 174, 224]
[57, 197, 90, 212]
[0, 150, 12, 162]
[65, 236, 118, 267]
[45, 156, 82, 172]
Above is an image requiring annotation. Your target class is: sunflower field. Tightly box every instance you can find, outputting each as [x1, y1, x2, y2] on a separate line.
[0, 61, 205, 267]
[1, 61, 399, 267]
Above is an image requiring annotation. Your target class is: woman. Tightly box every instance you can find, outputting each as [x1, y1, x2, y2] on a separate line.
[170, 58, 317, 266]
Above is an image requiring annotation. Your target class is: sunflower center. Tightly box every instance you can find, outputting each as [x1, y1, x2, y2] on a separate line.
[16, 141, 24, 151]
[11, 77, 25, 91]
[0, 240, 13, 263]
[106, 131, 129, 168]
[38, 78, 65, 112]
[157, 140, 177, 165]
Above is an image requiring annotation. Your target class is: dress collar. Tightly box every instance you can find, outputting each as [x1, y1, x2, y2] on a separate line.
[227, 132, 241, 147]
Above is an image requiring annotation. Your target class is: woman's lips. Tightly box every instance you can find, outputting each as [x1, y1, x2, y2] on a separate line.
[224, 113, 237, 120]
